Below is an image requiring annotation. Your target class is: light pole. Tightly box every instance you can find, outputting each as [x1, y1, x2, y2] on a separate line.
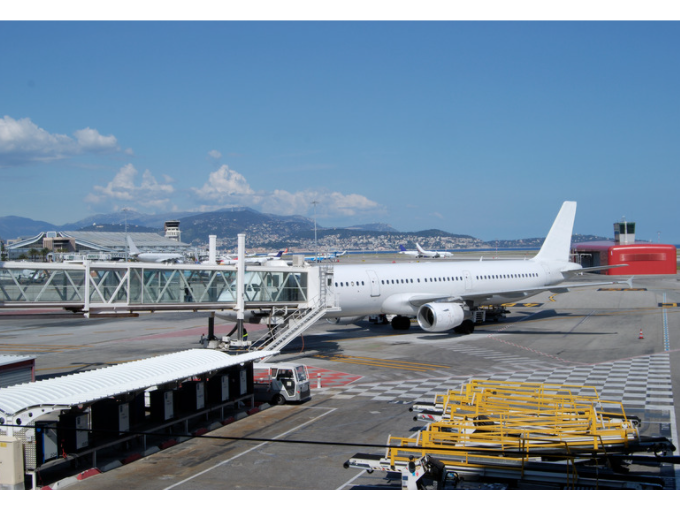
[312, 200, 319, 259]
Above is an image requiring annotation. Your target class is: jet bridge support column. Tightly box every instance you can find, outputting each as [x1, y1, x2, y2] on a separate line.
[208, 312, 216, 341]
[236, 233, 245, 343]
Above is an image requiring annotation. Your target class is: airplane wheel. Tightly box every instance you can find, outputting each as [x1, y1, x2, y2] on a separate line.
[454, 320, 475, 335]
[391, 316, 411, 330]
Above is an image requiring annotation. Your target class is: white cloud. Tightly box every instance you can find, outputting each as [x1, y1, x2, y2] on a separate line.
[192, 165, 254, 201]
[192, 166, 383, 218]
[208, 150, 222, 160]
[0, 116, 122, 167]
[85, 164, 175, 210]
[73, 127, 119, 152]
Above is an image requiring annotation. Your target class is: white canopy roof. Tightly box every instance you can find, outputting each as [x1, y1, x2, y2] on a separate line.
[0, 349, 277, 417]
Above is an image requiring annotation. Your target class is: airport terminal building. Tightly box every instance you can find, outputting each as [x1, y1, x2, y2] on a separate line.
[7, 231, 190, 261]
[572, 220, 677, 275]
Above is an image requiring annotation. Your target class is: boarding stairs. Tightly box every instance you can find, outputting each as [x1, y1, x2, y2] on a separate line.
[246, 265, 339, 360]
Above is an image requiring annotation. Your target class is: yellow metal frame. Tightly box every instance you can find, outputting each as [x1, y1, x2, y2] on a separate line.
[385, 380, 640, 476]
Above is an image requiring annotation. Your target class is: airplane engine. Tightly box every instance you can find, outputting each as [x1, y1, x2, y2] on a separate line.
[417, 303, 465, 333]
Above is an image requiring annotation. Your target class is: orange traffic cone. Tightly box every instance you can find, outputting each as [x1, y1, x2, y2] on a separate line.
[639, 329, 644, 340]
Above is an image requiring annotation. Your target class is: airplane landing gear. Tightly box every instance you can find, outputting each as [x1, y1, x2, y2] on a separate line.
[391, 315, 411, 331]
[453, 319, 475, 335]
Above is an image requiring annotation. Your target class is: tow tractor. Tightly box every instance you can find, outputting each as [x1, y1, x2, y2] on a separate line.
[253, 362, 311, 405]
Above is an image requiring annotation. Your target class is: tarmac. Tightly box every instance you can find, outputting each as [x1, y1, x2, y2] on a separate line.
[1, 260, 679, 490]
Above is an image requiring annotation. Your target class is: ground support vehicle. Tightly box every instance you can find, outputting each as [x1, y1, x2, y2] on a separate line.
[344, 380, 678, 489]
[253, 362, 311, 406]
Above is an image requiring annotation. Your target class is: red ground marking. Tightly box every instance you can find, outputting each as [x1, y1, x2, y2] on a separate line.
[306, 366, 362, 387]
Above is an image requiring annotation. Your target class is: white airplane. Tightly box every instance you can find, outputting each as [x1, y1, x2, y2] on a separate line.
[323, 201, 624, 334]
[126, 236, 185, 263]
[415, 242, 454, 258]
[220, 249, 287, 265]
[305, 250, 347, 262]
[268, 248, 289, 257]
[398, 245, 420, 257]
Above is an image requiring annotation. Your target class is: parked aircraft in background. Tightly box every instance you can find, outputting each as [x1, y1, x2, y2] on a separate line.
[220, 249, 287, 265]
[415, 243, 454, 258]
[267, 248, 289, 257]
[126, 236, 185, 263]
[398, 245, 419, 257]
[305, 251, 347, 262]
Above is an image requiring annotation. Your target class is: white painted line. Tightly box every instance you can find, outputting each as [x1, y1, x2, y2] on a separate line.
[163, 407, 337, 490]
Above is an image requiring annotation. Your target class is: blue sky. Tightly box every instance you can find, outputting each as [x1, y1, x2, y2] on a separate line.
[1, 21, 679, 242]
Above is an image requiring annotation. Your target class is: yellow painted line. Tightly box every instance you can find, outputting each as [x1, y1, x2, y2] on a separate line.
[549, 294, 556, 302]
[598, 288, 647, 292]
[332, 354, 450, 369]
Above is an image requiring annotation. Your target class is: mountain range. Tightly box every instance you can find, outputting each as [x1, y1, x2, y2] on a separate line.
[0, 208, 609, 249]
[0, 208, 400, 243]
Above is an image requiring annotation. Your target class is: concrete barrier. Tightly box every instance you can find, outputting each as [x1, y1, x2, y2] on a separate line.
[100, 460, 123, 472]
[51, 475, 79, 490]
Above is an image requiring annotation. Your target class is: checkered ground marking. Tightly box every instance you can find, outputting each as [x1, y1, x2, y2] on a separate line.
[317, 353, 673, 407]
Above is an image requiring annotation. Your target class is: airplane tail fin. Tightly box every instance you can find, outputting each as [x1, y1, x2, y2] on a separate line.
[126, 235, 140, 256]
[533, 201, 576, 263]
[399, 245, 406, 251]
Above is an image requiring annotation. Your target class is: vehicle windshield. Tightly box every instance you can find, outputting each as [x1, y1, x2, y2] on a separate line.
[295, 365, 308, 382]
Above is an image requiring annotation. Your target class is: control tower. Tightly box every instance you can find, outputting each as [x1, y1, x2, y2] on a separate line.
[614, 218, 635, 245]
[164, 220, 181, 242]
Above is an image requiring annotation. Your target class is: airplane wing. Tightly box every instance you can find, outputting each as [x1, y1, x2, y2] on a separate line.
[154, 255, 183, 263]
[561, 264, 627, 276]
[454, 279, 631, 305]
[387, 278, 633, 313]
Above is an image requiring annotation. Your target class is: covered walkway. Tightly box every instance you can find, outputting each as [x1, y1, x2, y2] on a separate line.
[0, 349, 277, 489]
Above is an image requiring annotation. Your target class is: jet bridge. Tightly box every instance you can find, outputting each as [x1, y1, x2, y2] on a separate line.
[0, 261, 329, 316]
[0, 260, 339, 355]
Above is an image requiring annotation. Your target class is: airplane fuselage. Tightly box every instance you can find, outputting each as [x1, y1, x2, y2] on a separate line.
[327, 258, 579, 318]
